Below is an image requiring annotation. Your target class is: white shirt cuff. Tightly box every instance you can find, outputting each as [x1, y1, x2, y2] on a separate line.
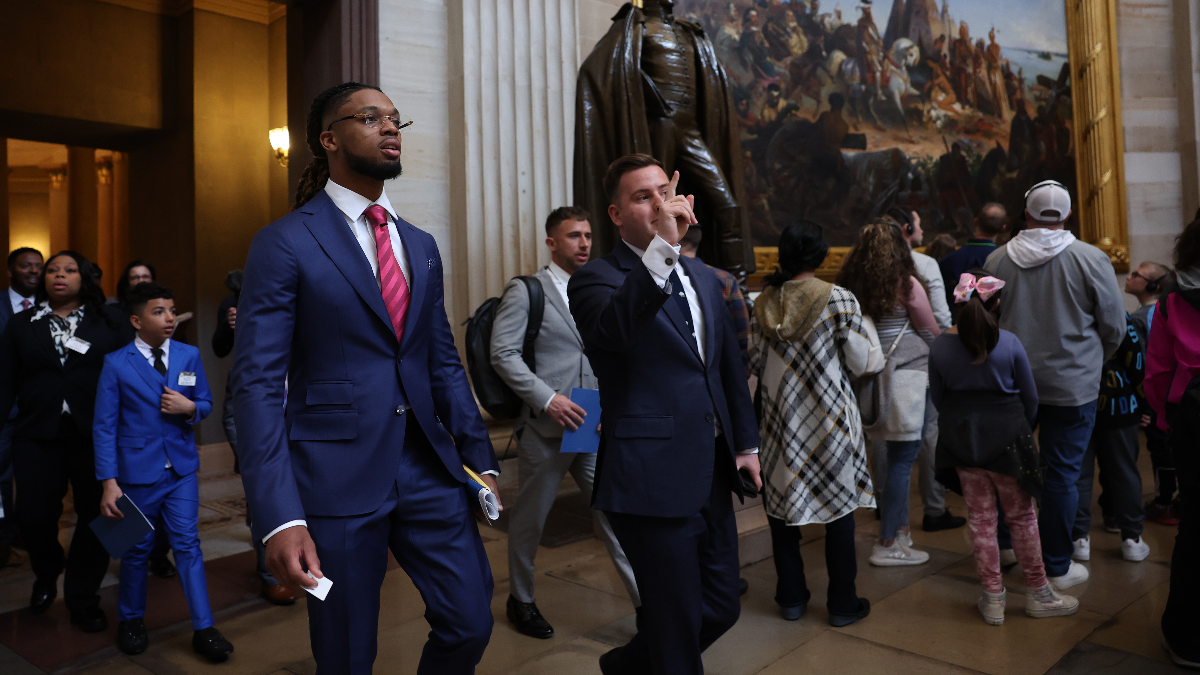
[543, 392, 557, 413]
[739, 448, 759, 455]
[480, 470, 499, 477]
[262, 520, 307, 545]
[641, 235, 681, 289]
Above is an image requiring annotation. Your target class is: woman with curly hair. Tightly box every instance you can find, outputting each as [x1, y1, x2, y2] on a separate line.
[751, 221, 876, 626]
[836, 218, 941, 566]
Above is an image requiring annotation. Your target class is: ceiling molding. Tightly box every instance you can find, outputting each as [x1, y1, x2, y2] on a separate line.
[94, 0, 286, 25]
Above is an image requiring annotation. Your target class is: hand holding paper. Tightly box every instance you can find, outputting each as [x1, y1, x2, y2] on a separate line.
[305, 571, 333, 601]
[463, 466, 501, 524]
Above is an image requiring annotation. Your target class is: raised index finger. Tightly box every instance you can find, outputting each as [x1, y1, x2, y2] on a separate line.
[667, 171, 679, 200]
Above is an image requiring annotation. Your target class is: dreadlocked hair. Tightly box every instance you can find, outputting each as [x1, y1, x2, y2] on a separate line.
[292, 82, 383, 210]
[835, 218, 926, 321]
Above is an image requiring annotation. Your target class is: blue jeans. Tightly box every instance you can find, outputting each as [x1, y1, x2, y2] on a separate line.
[1036, 402, 1099, 577]
[880, 439, 923, 541]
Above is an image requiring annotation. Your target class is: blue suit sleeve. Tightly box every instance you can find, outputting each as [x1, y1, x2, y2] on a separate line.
[93, 355, 121, 481]
[568, 260, 671, 353]
[232, 225, 307, 540]
[425, 243, 498, 475]
[190, 351, 213, 424]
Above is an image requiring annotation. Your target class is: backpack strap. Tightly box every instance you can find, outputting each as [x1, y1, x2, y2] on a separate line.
[884, 319, 911, 361]
[518, 276, 544, 373]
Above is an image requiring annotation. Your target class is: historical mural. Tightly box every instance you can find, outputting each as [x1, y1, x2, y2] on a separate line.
[675, 0, 1077, 246]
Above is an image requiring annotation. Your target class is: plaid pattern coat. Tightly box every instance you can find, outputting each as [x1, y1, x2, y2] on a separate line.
[750, 285, 877, 525]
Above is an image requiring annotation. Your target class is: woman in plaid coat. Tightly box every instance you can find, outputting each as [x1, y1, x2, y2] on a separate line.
[750, 221, 878, 627]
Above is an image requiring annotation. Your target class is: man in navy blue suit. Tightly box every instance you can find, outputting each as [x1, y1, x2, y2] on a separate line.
[0, 247, 42, 567]
[233, 83, 500, 675]
[568, 154, 761, 675]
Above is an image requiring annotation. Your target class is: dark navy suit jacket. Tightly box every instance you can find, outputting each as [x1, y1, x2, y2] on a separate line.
[567, 241, 759, 518]
[93, 340, 213, 484]
[232, 191, 497, 543]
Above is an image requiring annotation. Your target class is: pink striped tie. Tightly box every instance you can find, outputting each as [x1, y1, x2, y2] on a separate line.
[365, 205, 410, 342]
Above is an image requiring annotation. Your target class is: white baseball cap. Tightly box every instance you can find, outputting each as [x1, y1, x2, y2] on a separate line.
[1025, 180, 1071, 223]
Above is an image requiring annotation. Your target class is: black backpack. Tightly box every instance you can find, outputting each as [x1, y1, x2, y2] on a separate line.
[464, 276, 544, 420]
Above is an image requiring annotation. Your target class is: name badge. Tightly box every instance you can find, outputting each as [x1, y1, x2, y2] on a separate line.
[178, 372, 197, 387]
[65, 337, 91, 354]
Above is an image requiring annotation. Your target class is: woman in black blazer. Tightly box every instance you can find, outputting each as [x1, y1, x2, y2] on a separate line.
[0, 251, 133, 632]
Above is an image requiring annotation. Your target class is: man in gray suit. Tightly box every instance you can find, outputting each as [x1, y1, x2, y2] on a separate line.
[491, 206, 639, 639]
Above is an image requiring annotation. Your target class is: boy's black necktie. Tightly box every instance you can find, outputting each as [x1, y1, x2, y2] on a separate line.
[151, 347, 167, 376]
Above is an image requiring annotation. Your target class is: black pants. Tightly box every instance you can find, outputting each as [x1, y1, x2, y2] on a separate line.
[12, 415, 110, 611]
[1074, 424, 1144, 540]
[1162, 406, 1199, 660]
[1145, 424, 1176, 504]
[767, 511, 859, 614]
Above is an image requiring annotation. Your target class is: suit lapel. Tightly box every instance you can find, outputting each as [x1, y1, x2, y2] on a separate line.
[681, 257, 717, 368]
[128, 342, 164, 396]
[394, 218, 427, 352]
[300, 192, 395, 336]
[538, 268, 581, 346]
[34, 318, 62, 369]
[660, 284, 702, 362]
[166, 342, 183, 393]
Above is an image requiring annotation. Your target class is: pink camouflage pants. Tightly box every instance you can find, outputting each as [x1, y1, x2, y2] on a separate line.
[956, 467, 1049, 594]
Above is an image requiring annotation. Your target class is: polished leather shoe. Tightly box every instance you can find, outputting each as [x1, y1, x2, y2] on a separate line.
[149, 556, 177, 579]
[829, 598, 871, 627]
[70, 606, 108, 633]
[117, 618, 149, 655]
[29, 579, 56, 615]
[193, 627, 234, 663]
[261, 582, 297, 606]
[506, 595, 554, 639]
[599, 646, 623, 675]
[739, 577, 749, 595]
[922, 509, 967, 532]
[780, 602, 807, 621]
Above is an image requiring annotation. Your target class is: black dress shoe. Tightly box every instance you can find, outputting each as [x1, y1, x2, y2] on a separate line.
[599, 646, 623, 675]
[117, 618, 149, 655]
[193, 627, 234, 663]
[70, 606, 108, 633]
[829, 598, 871, 627]
[780, 602, 807, 621]
[149, 556, 177, 579]
[29, 579, 56, 615]
[506, 595, 554, 639]
[634, 606, 644, 633]
[739, 577, 749, 595]
[922, 509, 967, 532]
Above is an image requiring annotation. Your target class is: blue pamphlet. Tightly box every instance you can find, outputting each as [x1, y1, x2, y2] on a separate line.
[560, 388, 601, 454]
[89, 495, 154, 559]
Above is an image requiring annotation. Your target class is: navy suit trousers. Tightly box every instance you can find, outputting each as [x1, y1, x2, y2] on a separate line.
[304, 421, 494, 675]
[604, 447, 741, 675]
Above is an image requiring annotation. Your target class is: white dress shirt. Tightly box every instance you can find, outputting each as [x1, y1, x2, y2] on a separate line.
[624, 236, 757, 455]
[8, 287, 34, 314]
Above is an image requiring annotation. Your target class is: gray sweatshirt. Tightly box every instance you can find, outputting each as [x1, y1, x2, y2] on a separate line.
[983, 238, 1126, 406]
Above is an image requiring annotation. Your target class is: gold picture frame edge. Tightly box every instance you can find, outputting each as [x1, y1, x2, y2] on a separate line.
[747, 0, 1129, 289]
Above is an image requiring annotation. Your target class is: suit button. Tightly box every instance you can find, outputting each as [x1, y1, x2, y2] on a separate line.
[705, 413, 714, 423]
[395, 405, 407, 416]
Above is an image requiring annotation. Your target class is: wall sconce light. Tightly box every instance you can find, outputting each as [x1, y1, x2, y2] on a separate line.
[269, 127, 289, 167]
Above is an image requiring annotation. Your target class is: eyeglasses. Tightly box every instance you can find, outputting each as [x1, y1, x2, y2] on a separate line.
[326, 113, 413, 132]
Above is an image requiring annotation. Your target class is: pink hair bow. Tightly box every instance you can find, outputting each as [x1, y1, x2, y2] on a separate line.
[953, 273, 1005, 304]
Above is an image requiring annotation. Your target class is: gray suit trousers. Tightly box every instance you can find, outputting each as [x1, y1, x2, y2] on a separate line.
[507, 425, 640, 606]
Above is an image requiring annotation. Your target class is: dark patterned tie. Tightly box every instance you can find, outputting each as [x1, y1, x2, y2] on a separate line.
[151, 347, 167, 376]
[668, 269, 698, 353]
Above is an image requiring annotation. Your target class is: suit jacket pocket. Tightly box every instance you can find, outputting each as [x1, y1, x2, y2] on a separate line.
[289, 411, 359, 441]
[118, 436, 146, 448]
[305, 381, 354, 406]
[614, 415, 673, 439]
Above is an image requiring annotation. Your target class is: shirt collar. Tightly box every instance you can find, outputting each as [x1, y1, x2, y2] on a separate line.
[547, 261, 572, 286]
[8, 287, 32, 308]
[134, 335, 170, 358]
[324, 179, 399, 225]
[622, 239, 647, 258]
[31, 301, 84, 323]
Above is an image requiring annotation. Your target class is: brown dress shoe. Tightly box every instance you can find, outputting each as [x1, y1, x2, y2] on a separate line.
[262, 582, 297, 606]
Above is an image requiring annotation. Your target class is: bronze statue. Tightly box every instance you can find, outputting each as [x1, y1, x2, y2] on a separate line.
[574, 0, 755, 278]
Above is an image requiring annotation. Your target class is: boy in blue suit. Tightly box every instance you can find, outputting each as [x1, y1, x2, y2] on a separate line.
[94, 283, 234, 662]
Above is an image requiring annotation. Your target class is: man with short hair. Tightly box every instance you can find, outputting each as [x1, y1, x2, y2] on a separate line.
[984, 181, 1125, 589]
[0, 247, 42, 567]
[491, 206, 639, 640]
[1126, 260, 1178, 524]
[570, 154, 760, 675]
[939, 202, 1008, 306]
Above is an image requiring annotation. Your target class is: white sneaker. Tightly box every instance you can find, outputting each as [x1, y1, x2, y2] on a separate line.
[999, 549, 1018, 567]
[1048, 561, 1089, 590]
[1122, 536, 1150, 562]
[1025, 583, 1080, 618]
[870, 541, 930, 567]
[898, 530, 914, 549]
[1072, 536, 1091, 562]
[978, 589, 1006, 625]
